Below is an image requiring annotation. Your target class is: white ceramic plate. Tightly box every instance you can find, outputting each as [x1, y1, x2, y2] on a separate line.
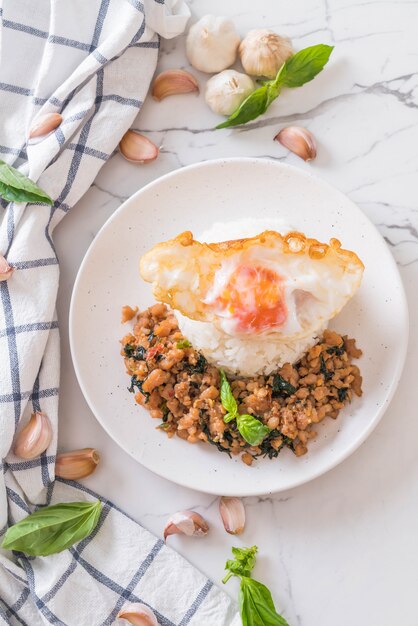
[70, 158, 408, 496]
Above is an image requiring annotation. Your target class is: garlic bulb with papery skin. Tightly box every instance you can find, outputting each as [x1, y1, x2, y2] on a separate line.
[186, 15, 240, 73]
[239, 29, 293, 79]
[14, 412, 53, 459]
[117, 603, 159, 626]
[164, 511, 209, 541]
[205, 70, 255, 116]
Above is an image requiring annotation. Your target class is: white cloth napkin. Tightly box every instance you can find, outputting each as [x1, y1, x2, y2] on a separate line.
[0, 1, 240, 624]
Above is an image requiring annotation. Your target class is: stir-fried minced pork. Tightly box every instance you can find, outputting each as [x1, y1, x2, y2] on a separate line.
[121, 304, 363, 465]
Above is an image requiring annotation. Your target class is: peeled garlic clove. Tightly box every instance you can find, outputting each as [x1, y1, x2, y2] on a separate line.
[14, 412, 53, 460]
[219, 496, 245, 535]
[186, 15, 240, 73]
[205, 70, 255, 116]
[164, 510, 209, 541]
[275, 126, 317, 161]
[152, 69, 199, 102]
[239, 29, 293, 79]
[0, 255, 13, 281]
[29, 113, 62, 140]
[55, 448, 100, 480]
[117, 603, 159, 626]
[119, 130, 159, 164]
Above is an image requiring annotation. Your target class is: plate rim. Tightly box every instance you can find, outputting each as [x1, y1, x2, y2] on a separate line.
[69, 157, 409, 495]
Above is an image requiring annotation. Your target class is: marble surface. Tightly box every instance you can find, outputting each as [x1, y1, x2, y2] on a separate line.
[54, 1, 418, 624]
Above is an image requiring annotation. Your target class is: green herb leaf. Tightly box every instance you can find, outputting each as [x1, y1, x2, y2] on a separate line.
[219, 370, 238, 417]
[272, 375, 297, 397]
[338, 387, 348, 402]
[1, 501, 102, 556]
[0, 160, 53, 205]
[237, 414, 270, 446]
[124, 344, 146, 360]
[326, 343, 345, 356]
[223, 546, 258, 583]
[215, 44, 333, 129]
[239, 577, 290, 626]
[216, 84, 273, 129]
[320, 355, 333, 381]
[128, 375, 150, 402]
[187, 353, 207, 374]
[282, 43, 334, 88]
[176, 339, 192, 349]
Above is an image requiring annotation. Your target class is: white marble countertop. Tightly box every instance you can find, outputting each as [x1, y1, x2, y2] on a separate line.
[54, 1, 418, 624]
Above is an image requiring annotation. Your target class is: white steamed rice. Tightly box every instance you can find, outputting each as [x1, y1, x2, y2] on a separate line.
[175, 218, 327, 377]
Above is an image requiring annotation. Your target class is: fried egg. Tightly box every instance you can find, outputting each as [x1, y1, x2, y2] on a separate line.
[139, 230, 364, 340]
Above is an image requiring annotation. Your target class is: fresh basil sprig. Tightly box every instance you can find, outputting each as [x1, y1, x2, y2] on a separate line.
[219, 370, 269, 446]
[216, 43, 334, 129]
[0, 160, 53, 204]
[223, 546, 290, 626]
[1, 501, 102, 556]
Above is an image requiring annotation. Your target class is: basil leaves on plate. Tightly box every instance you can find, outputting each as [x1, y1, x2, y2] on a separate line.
[1, 501, 102, 556]
[219, 370, 269, 446]
[0, 160, 53, 205]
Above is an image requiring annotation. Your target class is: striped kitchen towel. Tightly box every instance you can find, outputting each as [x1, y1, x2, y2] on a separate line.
[0, 1, 240, 624]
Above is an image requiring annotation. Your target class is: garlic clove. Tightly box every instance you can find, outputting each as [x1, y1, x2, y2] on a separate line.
[14, 412, 53, 460]
[205, 70, 255, 116]
[274, 126, 317, 161]
[0, 255, 13, 281]
[152, 69, 199, 102]
[29, 113, 63, 140]
[186, 15, 240, 73]
[164, 510, 209, 541]
[117, 603, 159, 626]
[55, 448, 100, 480]
[239, 29, 293, 79]
[219, 496, 246, 535]
[119, 131, 159, 164]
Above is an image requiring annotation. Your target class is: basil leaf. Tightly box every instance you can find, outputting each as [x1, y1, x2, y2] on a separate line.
[215, 44, 333, 129]
[0, 160, 53, 205]
[239, 577, 290, 626]
[272, 374, 296, 397]
[219, 370, 238, 417]
[224, 546, 258, 581]
[216, 86, 271, 129]
[1, 501, 102, 556]
[283, 43, 334, 88]
[237, 414, 269, 446]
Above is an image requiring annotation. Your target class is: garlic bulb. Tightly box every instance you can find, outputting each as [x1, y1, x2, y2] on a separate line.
[239, 29, 293, 79]
[186, 15, 240, 73]
[205, 70, 255, 116]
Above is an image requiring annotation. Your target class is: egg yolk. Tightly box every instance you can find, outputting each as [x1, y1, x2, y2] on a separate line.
[216, 265, 287, 333]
